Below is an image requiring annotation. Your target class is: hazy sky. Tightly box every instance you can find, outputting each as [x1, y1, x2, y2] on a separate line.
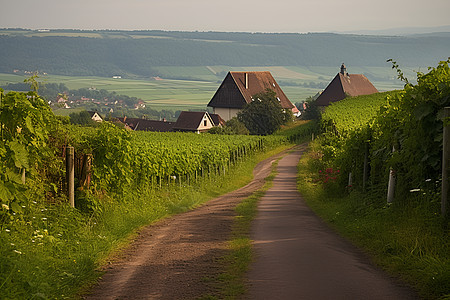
[1, 0, 449, 33]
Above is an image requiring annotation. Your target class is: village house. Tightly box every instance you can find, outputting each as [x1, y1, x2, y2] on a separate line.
[117, 117, 175, 132]
[172, 111, 215, 133]
[87, 111, 103, 122]
[315, 64, 379, 107]
[207, 71, 299, 121]
[116, 111, 223, 133]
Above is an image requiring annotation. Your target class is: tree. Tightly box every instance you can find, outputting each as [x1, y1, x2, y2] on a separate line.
[301, 96, 321, 120]
[237, 89, 292, 135]
[69, 111, 95, 125]
[224, 117, 249, 135]
[208, 117, 249, 135]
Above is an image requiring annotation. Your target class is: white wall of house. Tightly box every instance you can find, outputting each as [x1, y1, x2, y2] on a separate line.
[213, 108, 241, 122]
[197, 114, 214, 132]
[91, 113, 103, 122]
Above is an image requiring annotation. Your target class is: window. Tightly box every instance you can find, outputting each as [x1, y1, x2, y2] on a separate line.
[204, 120, 207, 126]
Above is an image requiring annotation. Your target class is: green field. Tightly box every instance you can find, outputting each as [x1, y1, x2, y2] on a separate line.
[0, 65, 405, 111]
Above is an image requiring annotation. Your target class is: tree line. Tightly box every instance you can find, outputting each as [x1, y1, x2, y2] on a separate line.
[0, 31, 449, 77]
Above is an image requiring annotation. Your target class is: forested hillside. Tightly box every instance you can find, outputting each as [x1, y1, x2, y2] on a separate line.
[1, 29, 449, 77]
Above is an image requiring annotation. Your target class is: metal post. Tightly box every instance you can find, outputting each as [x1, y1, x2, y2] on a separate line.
[348, 172, 352, 188]
[21, 168, 26, 184]
[362, 142, 369, 192]
[387, 146, 396, 204]
[66, 147, 75, 207]
[441, 107, 450, 217]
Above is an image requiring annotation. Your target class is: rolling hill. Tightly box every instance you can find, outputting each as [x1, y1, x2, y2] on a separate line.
[1, 29, 449, 78]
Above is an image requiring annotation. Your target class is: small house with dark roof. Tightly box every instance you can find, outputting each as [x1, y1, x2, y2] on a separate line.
[118, 117, 175, 132]
[207, 71, 299, 121]
[315, 64, 379, 107]
[172, 111, 215, 133]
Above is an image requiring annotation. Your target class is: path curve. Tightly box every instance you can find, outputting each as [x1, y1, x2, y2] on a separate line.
[83, 149, 287, 299]
[248, 146, 418, 299]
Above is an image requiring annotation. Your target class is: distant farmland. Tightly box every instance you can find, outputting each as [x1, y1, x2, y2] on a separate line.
[0, 65, 405, 111]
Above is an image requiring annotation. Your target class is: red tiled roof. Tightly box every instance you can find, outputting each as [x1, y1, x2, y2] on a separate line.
[208, 71, 295, 110]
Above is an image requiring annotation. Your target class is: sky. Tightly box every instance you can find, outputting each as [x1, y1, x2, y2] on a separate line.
[1, 0, 449, 33]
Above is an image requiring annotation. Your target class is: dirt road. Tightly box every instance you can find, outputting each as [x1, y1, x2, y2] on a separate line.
[83, 150, 286, 299]
[247, 146, 418, 299]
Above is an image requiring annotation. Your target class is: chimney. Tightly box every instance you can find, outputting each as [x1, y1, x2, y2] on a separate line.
[340, 63, 348, 76]
[245, 73, 248, 89]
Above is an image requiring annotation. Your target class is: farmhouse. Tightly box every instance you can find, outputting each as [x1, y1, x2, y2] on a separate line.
[315, 64, 378, 107]
[207, 71, 299, 121]
[172, 111, 215, 133]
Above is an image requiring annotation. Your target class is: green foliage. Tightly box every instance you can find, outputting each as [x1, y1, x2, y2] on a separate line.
[0, 89, 63, 227]
[208, 117, 249, 135]
[321, 91, 396, 135]
[238, 89, 293, 135]
[313, 58, 450, 208]
[370, 59, 450, 194]
[275, 120, 319, 144]
[301, 97, 321, 120]
[69, 111, 95, 125]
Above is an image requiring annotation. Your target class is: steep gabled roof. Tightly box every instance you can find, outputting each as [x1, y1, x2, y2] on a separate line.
[172, 111, 214, 131]
[208, 71, 295, 110]
[315, 72, 378, 107]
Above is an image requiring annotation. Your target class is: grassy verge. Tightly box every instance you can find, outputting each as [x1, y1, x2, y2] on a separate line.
[202, 150, 282, 299]
[297, 146, 450, 299]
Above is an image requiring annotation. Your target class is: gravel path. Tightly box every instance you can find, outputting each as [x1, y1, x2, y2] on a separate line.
[83, 150, 287, 299]
[247, 146, 418, 299]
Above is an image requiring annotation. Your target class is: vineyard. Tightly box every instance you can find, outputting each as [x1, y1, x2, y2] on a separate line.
[321, 91, 396, 134]
[317, 59, 450, 197]
[305, 58, 450, 298]
[0, 87, 306, 298]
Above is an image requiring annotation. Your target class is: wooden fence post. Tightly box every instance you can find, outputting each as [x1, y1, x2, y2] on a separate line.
[66, 147, 75, 208]
[441, 107, 450, 217]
